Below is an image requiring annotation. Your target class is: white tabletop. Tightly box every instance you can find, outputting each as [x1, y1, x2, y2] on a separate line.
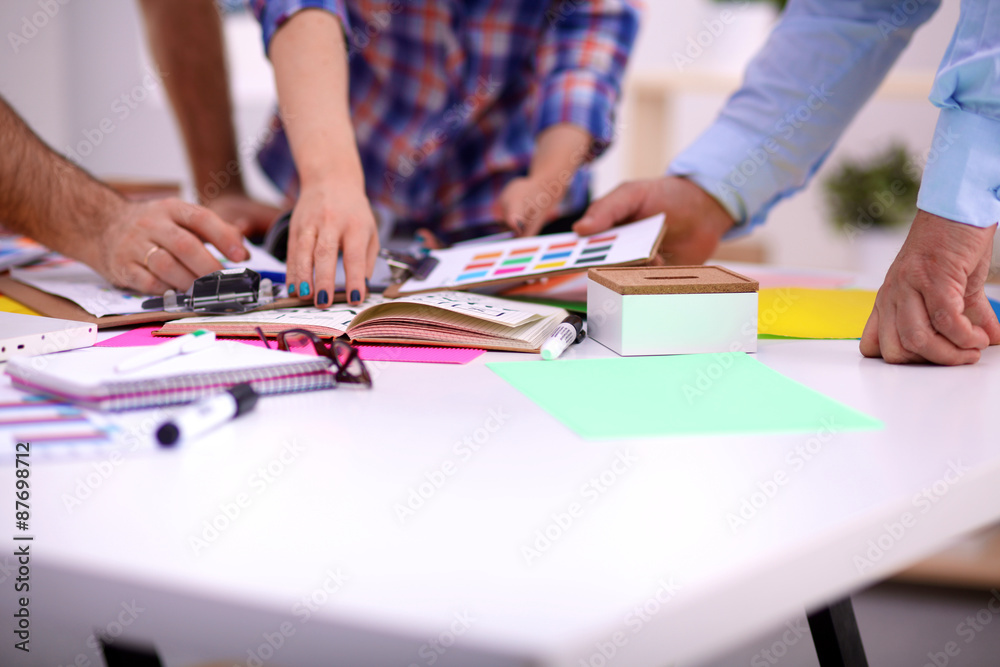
[6, 334, 1000, 667]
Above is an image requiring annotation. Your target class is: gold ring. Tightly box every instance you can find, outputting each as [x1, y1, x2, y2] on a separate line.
[143, 245, 161, 269]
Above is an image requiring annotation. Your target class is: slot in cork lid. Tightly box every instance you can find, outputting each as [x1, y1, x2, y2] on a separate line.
[588, 266, 759, 295]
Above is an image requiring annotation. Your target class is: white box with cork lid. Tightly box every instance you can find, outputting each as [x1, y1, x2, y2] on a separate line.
[586, 266, 759, 356]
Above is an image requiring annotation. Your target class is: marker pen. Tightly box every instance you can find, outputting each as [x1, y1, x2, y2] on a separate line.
[540, 314, 586, 360]
[156, 384, 259, 447]
[116, 329, 216, 373]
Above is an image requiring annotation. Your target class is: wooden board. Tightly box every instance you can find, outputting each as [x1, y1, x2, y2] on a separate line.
[893, 524, 1000, 590]
[0, 274, 326, 328]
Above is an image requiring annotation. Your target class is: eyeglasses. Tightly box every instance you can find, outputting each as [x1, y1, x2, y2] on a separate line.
[256, 327, 373, 388]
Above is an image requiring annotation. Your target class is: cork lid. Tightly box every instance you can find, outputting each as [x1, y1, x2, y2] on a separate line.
[587, 266, 759, 295]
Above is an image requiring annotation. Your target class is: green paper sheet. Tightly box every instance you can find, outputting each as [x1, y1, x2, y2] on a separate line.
[487, 353, 881, 440]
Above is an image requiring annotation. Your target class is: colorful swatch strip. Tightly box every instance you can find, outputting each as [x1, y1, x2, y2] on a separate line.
[455, 234, 619, 283]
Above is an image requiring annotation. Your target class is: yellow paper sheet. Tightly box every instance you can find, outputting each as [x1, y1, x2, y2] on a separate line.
[0, 294, 39, 316]
[758, 288, 876, 339]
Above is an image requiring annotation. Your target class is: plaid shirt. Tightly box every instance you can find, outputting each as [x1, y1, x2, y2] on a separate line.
[250, 0, 639, 243]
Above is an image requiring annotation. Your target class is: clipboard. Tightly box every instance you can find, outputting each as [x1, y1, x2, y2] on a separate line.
[383, 215, 666, 298]
[0, 273, 323, 329]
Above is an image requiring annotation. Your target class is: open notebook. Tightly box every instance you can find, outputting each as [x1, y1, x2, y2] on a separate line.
[4, 341, 335, 411]
[345, 293, 567, 352]
[155, 293, 568, 353]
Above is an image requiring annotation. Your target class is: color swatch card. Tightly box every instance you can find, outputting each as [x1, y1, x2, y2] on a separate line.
[488, 353, 882, 440]
[0, 383, 116, 455]
[0, 233, 49, 271]
[390, 215, 664, 295]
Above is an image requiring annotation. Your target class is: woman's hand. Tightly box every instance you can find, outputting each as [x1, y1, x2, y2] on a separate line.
[286, 183, 379, 307]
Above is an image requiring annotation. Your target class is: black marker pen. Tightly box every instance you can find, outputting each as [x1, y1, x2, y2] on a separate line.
[156, 384, 259, 447]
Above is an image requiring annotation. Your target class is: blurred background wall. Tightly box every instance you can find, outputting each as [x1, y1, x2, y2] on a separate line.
[0, 0, 962, 274]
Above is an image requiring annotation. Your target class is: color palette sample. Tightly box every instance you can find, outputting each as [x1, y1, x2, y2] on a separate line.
[454, 233, 619, 283]
[0, 392, 114, 453]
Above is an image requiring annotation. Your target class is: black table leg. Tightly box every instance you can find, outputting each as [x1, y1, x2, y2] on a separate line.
[99, 637, 164, 667]
[807, 597, 869, 667]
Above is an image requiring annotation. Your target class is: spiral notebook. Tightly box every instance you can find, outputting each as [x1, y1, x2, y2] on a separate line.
[4, 341, 335, 411]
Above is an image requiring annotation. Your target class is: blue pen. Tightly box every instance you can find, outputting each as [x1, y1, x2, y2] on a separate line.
[257, 270, 286, 284]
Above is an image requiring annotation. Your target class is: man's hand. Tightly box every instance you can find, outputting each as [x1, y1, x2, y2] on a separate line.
[573, 176, 735, 265]
[204, 192, 283, 238]
[286, 182, 379, 308]
[94, 198, 249, 295]
[498, 176, 566, 237]
[860, 210, 1000, 365]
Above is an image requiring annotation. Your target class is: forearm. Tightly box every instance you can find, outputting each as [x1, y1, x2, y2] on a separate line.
[138, 0, 245, 202]
[0, 96, 125, 266]
[270, 9, 363, 191]
[530, 123, 593, 186]
[669, 0, 941, 231]
[534, 0, 639, 159]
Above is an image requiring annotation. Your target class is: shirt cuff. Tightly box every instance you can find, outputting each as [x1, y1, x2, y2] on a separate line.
[534, 71, 617, 157]
[916, 108, 1000, 227]
[667, 117, 786, 238]
[259, 0, 350, 56]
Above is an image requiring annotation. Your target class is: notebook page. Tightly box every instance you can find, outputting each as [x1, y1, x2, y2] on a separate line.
[388, 292, 541, 327]
[158, 305, 369, 337]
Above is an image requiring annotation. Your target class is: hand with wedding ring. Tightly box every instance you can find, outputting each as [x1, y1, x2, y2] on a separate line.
[90, 197, 250, 294]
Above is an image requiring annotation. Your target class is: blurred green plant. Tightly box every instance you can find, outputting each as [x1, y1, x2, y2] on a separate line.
[823, 144, 921, 231]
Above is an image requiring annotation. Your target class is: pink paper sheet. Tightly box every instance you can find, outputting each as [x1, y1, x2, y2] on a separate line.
[355, 345, 485, 365]
[95, 327, 169, 347]
[97, 328, 484, 364]
[96, 327, 267, 348]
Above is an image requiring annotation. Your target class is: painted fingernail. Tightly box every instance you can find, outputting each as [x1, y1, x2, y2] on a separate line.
[287, 283, 296, 296]
[317, 289, 329, 306]
[299, 282, 310, 297]
[350, 289, 361, 304]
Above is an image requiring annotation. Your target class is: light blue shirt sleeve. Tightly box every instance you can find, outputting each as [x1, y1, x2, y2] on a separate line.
[667, 0, 941, 236]
[916, 0, 1000, 227]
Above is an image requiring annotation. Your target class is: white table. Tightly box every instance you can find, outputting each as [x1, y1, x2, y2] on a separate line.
[5, 335, 1000, 667]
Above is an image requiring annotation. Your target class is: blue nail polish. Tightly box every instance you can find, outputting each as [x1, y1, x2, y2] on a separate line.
[287, 283, 296, 296]
[299, 282, 310, 297]
[350, 289, 361, 303]
[318, 289, 329, 305]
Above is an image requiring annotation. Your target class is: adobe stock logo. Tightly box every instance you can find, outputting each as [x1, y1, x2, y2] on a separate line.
[8, 0, 72, 54]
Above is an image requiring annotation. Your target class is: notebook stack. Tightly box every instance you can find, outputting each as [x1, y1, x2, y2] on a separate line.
[4, 341, 335, 411]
